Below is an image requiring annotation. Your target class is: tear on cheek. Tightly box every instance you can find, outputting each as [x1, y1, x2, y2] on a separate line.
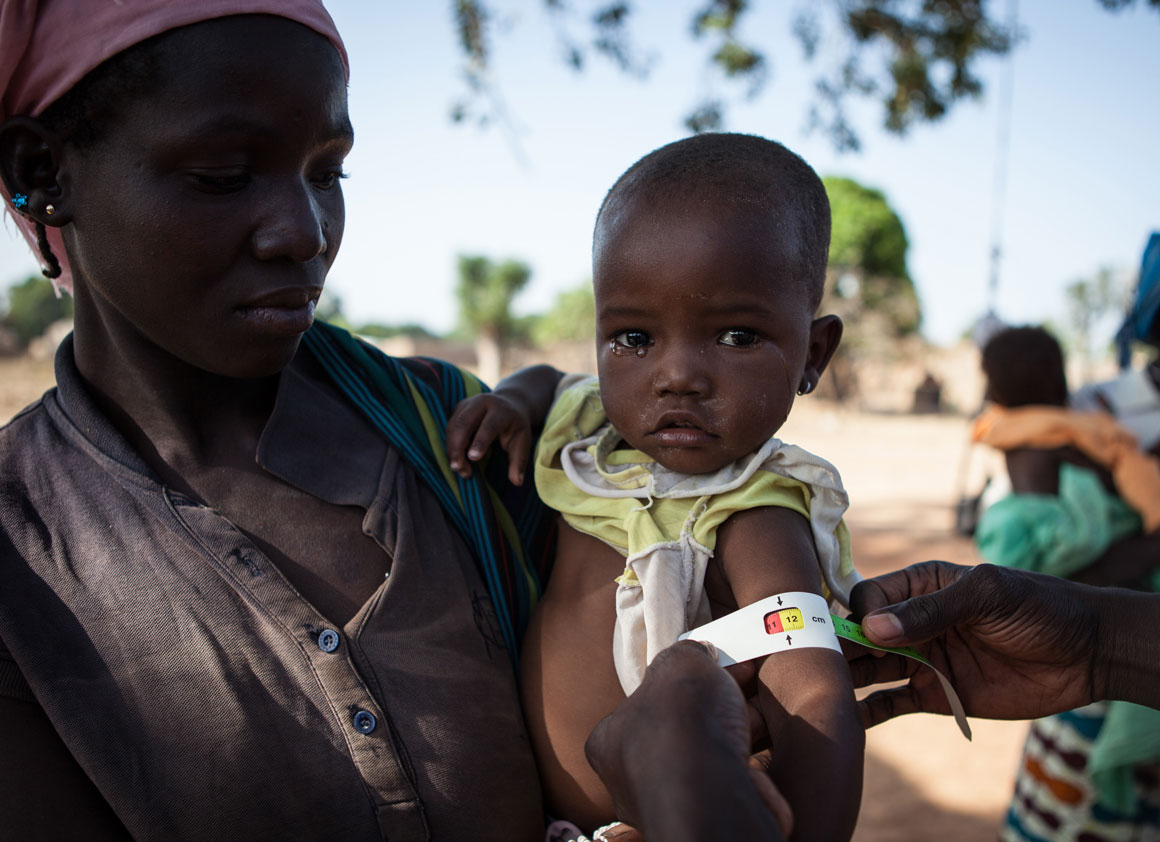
[609, 340, 649, 358]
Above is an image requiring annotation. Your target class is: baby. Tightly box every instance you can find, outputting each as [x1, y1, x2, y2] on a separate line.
[449, 133, 863, 840]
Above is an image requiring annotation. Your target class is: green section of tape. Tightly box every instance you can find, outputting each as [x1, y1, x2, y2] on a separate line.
[831, 614, 931, 667]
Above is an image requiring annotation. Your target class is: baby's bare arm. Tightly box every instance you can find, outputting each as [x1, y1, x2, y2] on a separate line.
[520, 520, 626, 831]
[715, 506, 864, 842]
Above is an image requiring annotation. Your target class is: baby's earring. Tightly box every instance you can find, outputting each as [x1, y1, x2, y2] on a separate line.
[10, 193, 29, 211]
[797, 377, 814, 396]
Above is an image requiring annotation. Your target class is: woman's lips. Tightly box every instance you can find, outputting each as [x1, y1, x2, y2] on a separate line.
[236, 288, 320, 336]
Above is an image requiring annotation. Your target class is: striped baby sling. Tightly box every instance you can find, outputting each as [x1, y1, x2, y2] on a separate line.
[301, 320, 553, 668]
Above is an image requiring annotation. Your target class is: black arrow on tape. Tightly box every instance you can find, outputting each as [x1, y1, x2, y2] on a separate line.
[786, 635, 792, 646]
[777, 596, 783, 606]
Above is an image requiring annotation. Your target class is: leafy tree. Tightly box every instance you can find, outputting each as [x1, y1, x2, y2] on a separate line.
[1065, 266, 1124, 379]
[2, 275, 73, 345]
[451, 1, 1157, 152]
[530, 282, 595, 347]
[823, 175, 918, 344]
[456, 254, 531, 382]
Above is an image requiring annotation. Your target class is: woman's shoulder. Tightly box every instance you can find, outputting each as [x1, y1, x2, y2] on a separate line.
[0, 393, 55, 469]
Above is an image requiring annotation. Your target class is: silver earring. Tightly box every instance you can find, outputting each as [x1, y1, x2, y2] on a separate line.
[44, 203, 55, 216]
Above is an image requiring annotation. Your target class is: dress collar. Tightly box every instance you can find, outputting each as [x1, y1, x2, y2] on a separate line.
[51, 334, 387, 508]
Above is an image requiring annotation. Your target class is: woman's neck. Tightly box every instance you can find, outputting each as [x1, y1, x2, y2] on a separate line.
[71, 297, 281, 491]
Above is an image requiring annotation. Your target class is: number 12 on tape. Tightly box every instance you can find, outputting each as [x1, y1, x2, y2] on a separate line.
[764, 607, 804, 634]
[679, 592, 842, 664]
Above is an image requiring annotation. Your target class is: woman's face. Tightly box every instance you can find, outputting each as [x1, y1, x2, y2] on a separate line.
[61, 16, 353, 378]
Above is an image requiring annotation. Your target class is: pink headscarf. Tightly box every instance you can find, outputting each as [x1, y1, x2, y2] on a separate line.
[0, 0, 349, 294]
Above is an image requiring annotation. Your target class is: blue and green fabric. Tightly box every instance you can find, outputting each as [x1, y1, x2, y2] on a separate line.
[302, 320, 553, 668]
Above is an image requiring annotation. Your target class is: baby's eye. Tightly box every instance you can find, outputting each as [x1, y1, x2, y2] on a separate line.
[718, 329, 759, 347]
[612, 329, 653, 349]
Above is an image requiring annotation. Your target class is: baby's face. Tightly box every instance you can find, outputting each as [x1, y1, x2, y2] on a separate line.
[593, 197, 834, 474]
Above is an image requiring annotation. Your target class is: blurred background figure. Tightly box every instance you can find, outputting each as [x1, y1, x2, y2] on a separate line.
[971, 323, 1160, 842]
[1072, 232, 1160, 457]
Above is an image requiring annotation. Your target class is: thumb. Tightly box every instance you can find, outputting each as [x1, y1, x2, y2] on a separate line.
[861, 584, 969, 648]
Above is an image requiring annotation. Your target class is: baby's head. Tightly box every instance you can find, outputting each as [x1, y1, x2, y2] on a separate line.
[981, 325, 1069, 408]
[591, 132, 842, 474]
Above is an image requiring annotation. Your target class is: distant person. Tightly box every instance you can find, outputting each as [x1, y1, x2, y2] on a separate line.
[912, 370, 942, 414]
[972, 325, 1160, 842]
[1071, 232, 1160, 457]
[449, 133, 862, 840]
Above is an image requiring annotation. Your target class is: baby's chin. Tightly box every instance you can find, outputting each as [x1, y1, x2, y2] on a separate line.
[626, 438, 745, 476]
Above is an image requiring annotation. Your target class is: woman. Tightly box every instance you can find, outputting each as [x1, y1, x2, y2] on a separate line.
[0, 4, 555, 839]
[0, 4, 799, 839]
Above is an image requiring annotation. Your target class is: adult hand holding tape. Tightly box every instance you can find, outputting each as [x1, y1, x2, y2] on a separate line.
[846, 560, 1160, 726]
[680, 590, 973, 739]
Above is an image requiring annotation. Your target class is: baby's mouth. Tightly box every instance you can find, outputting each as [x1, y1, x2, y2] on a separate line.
[650, 412, 715, 446]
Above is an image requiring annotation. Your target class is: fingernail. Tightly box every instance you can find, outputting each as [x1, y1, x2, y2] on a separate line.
[594, 823, 630, 840]
[863, 612, 903, 642]
[468, 448, 481, 459]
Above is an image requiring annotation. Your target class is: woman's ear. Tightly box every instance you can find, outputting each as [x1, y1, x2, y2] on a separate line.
[0, 116, 69, 226]
[800, 315, 843, 393]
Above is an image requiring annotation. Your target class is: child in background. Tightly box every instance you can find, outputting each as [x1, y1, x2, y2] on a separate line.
[971, 325, 1160, 842]
[449, 133, 863, 840]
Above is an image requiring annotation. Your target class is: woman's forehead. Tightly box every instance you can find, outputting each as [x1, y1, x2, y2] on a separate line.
[90, 17, 351, 148]
[151, 16, 346, 95]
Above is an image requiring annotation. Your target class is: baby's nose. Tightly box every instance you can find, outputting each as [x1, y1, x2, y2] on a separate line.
[652, 346, 711, 396]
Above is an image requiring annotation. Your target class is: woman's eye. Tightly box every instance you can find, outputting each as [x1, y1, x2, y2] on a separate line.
[612, 330, 653, 349]
[719, 329, 759, 347]
[188, 169, 251, 193]
[313, 168, 349, 190]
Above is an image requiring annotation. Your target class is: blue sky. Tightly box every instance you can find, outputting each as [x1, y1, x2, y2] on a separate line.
[2, 0, 1157, 347]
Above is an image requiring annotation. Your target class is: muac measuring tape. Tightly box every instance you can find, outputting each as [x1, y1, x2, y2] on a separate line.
[678, 591, 972, 740]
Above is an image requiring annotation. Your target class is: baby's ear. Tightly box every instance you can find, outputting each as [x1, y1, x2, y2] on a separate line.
[802, 315, 843, 387]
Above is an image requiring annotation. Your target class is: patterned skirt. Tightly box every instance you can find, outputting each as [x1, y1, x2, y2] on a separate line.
[1001, 703, 1160, 842]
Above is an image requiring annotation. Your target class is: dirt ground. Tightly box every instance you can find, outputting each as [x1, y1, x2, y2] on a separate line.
[0, 356, 1023, 840]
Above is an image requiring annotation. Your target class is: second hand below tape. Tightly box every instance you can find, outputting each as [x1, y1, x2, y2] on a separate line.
[679, 591, 971, 740]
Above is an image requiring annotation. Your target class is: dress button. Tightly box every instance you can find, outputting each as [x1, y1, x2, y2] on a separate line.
[318, 629, 340, 653]
[353, 710, 377, 734]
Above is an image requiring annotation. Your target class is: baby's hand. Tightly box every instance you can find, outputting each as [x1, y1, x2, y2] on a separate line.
[446, 393, 533, 486]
